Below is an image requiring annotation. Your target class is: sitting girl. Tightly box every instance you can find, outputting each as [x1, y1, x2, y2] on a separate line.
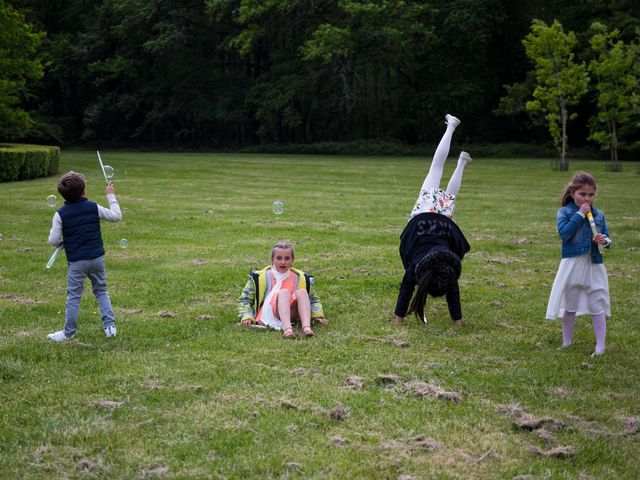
[237, 242, 327, 338]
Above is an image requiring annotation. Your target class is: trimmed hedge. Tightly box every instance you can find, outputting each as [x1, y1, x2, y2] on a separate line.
[0, 143, 60, 182]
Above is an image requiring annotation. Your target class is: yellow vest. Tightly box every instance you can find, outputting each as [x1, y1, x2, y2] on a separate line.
[250, 266, 310, 308]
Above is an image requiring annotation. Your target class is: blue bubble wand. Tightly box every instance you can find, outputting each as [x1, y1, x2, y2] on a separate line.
[46, 244, 63, 269]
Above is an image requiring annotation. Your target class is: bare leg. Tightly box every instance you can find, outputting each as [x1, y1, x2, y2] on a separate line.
[445, 152, 472, 196]
[420, 115, 460, 192]
[276, 290, 294, 336]
[294, 289, 314, 336]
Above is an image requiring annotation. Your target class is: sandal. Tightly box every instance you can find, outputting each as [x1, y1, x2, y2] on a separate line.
[283, 328, 296, 339]
[302, 326, 316, 337]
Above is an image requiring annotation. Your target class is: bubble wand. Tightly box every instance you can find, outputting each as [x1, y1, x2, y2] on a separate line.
[46, 245, 63, 269]
[96, 150, 109, 185]
[586, 211, 604, 254]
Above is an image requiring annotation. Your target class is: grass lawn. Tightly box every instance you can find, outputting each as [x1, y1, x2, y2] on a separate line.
[1, 151, 639, 479]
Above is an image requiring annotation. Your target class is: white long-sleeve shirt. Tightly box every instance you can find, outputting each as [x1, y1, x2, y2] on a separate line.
[48, 193, 122, 247]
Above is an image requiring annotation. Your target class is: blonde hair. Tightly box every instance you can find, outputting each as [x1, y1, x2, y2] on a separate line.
[561, 171, 597, 206]
[271, 241, 294, 260]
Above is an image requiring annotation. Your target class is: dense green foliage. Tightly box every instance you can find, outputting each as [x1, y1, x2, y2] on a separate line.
[4, 1, 640, 151]
[0, 143, 60, 182]
[0, 0, 43, 139]
[1, 152, 638, 478]
[587, 23, 640, 165]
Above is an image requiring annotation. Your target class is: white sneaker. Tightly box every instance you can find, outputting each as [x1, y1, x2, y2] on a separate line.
[458, 151, 472, 163]
[104, 325, 117, 338]
[445, 114, 461, 128]
[47, 330, 72, 342]
[590, 349, 604, 357]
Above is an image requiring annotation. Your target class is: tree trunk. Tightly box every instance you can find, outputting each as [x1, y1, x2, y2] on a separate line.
[560, 102, 568, 170]
[611, 119, 618, 165]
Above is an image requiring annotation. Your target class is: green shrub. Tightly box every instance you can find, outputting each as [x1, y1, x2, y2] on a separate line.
[0, 143, 60, 182]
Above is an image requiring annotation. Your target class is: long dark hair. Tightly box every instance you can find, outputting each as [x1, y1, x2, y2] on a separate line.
[561, 171, 597, 206]
[408, 267, 454, 323]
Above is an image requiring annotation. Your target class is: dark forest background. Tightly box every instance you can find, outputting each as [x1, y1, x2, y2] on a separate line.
[5, 0, 640, 153]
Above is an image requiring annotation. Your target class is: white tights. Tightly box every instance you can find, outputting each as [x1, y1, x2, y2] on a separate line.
[420, 122, 468, 196]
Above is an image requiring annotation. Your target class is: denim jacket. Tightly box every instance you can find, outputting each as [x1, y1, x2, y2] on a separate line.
[557, 202, 609, 264]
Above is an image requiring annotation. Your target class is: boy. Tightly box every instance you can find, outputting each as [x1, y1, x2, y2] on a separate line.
[47, 171, 122, 342]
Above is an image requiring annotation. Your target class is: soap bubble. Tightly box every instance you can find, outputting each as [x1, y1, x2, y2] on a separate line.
[272, 200, 285, 215]
[103, 165, 114, 179]
[119, 239, 128, 249]
[47, 195, 57, 207]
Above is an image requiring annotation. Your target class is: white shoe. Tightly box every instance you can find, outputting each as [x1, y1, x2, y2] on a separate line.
[590, 349, 604, 357]
[104, 325, 117, 338]
[458, 151, 472, 163]
[47, 330, 72, 342]
[445, 114, 461, 128]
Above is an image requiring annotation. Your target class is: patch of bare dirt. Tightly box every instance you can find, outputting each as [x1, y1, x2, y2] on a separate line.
[378, 337, 410, 348]
[407, 435, 443, 453]
[376, 374, 401, 386]
[533, 428, 556, 444]
[497, 404, 525, 416]
[117, 308, 144, 314]
[620, 416, 640, 436]
[92, 400, 124, 409]
[472, 234, 498, 241]
[514, 414, 565, 431]
[279, 398, 298, 410]
[74, 457, 104, 474]
[529, 445, 575, 458]
[330, 436, 347, 446]
[404, 381, 462, 404]
[197, 314, 215, 320]
[0, 293, 44, 304]
[345, 376, 365, 390]
[189, 258, 207, 266]
[157, 310, 177, 317]
[329, 403, 347, 421]
[143, 465, 169, 478]
[485, 256, 519, 265]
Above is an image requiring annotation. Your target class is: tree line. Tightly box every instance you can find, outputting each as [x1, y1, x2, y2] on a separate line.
[1, 0, 639, 156]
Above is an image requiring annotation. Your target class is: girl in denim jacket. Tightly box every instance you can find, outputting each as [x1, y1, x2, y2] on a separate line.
[546, 172, 611, 356]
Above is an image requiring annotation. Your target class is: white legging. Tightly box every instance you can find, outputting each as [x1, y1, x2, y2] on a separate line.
[420, 122, 467, 196]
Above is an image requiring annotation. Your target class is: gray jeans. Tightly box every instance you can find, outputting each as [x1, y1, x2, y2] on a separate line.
[64, 256, 115, 337]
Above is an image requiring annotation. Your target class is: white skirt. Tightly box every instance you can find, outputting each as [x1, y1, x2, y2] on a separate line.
[546, 254, 610, 319]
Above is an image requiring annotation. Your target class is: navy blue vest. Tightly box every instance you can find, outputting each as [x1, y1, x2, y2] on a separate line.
[58, 198, 105, 262]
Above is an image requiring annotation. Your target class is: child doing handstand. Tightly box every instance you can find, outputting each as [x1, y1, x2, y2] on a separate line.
[395, 114, 472, 327]
[546, 172, 611, 356]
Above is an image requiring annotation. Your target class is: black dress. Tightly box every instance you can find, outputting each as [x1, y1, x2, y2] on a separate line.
[394, 212, 471, 320]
